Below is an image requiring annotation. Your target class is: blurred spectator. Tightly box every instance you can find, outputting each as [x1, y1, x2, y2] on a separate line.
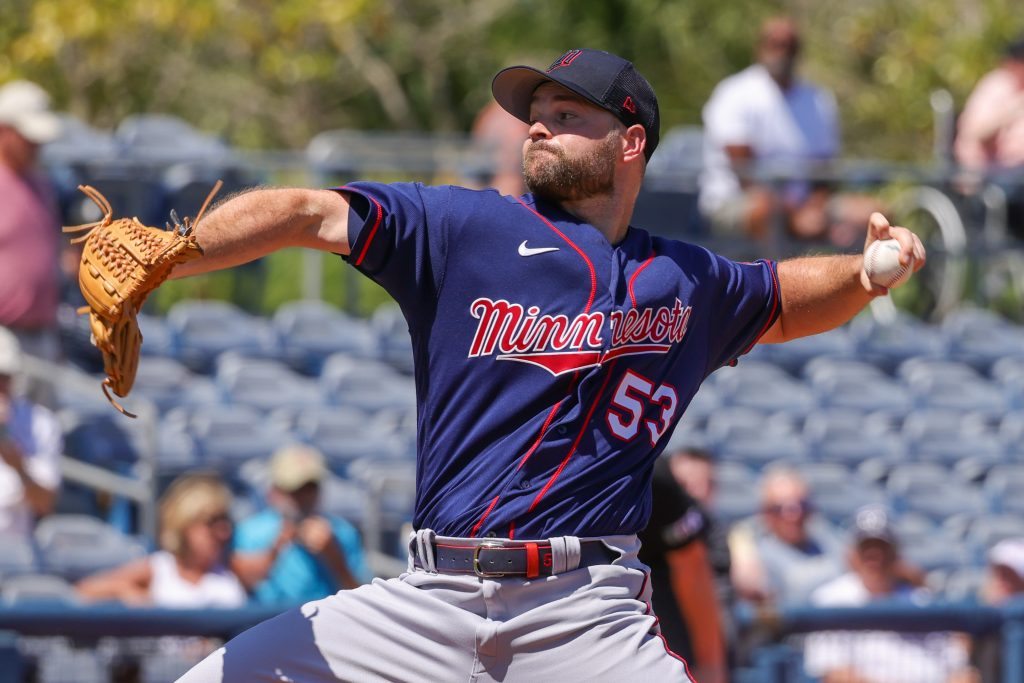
[470, 100, 530, 196]
[973, 538, 1024, 681]
[664, 444, 734, 624]
[0, 326, 61, 539]
[0, 80, 63, 361]
[982, 538, 1024, 605]
[76, 473, 246, 608]
[639, 454, 728, 683]
[955, 37, 1024, 172]
[729, 465, 844, 605]
[699, 17, 878, 247]
[232, 445, 370, 605]
[667, 443, 716, 506]
[954, 36, 1024, 239]
[804, 506, 977, 683]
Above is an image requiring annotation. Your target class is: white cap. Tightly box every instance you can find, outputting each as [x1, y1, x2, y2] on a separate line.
[989, 538, 1024, 578]
[0, 327, 22, 376]
[0, 80, 62, 145]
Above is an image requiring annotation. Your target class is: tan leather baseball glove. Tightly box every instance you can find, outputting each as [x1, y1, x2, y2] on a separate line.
[63, 181, 220, 417]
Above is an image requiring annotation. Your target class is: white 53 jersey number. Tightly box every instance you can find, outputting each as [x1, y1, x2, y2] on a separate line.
[605, 370, 679, 446]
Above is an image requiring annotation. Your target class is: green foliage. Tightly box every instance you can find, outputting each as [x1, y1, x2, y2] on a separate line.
[7, 0, 1023, 316]
[4, 0, 1022, 159]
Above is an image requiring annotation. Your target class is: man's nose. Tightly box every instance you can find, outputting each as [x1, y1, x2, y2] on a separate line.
[528, 120, 552, 140]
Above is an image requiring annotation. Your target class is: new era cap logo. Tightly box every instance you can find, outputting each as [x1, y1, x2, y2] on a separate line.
[622, 96, 637, 114]
[547, 49, 582, 72]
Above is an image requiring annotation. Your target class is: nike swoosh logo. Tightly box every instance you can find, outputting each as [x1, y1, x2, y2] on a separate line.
[518, 241, 560, 257]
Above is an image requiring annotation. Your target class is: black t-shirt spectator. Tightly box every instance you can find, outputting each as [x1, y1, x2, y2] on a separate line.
[638, 457, 713, 662]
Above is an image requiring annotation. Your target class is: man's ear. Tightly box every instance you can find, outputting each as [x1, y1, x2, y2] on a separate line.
[622, 124, 647, 163]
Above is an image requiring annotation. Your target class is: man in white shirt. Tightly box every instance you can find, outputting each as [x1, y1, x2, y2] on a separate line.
[0, 325, 61, 538]
[700, 17, 875, 247]
[803, 506, 977, 683]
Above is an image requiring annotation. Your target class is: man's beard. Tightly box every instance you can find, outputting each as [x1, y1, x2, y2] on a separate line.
[522, 131, 618, 202]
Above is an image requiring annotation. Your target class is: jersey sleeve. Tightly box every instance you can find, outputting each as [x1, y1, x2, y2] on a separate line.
[335, 181, 451, 323]
[703, 255, 780, 376]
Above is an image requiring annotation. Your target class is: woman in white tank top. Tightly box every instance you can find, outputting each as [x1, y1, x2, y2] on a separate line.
[76, 473, 246, 608]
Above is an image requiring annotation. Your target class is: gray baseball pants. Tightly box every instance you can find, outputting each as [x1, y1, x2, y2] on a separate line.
[177, 532, 694, 682]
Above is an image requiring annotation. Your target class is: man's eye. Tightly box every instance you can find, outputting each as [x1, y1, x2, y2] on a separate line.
[558, 112, 576, 120]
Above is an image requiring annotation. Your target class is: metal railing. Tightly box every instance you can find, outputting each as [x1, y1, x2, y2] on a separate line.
[738, 600, 1024, 683]
[20, 355, 160, 541]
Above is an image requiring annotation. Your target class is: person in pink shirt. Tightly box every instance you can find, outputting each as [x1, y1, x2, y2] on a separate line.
[956, 37, 1024, 172]
[0, 80, 63, 361]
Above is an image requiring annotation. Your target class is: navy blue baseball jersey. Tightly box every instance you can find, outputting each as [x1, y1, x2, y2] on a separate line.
[338, 182, 779, 540]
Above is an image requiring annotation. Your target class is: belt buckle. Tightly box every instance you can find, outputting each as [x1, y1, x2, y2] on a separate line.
[473, 542, 507, 578]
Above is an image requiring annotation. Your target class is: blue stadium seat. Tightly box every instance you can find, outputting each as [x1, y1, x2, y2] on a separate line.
[949, 327, 1024, 373]
[215, 353, 323, 412]
[136, 312, 174, 358]
[802, 357, 889, 387]
[899, 409, 978, 440]
[274, 300, 376, 375]
[756, 327, 857, 375]
[983, 464, 1024, 514]
[319, 475, 370, 526]
[992, 356, 1024, 394]
[719, 435, 809, 470]
[1, 574, 79, 605]
[726, 377, 818, 417]
[953, 454, 1004, 485]
[167, 405, 289, 468]
[963, 515, 1024, 562]
[800, 465, 887, 524]
[679, 385, 722, 427]
[35, 515, 147, 581]
[811, 434, 907, 468]
[131, 356, 198, 412]
[941, 566, 986, 602]
[888, 475, 987, 521]
[347, 458, 417, 551]
[714, 461, 756, 490]
[116, 114, 232, 165]
[816, 375, 914, 417]
[850, 314, 948, 373]
[890, 512, 938, 545]
[371, 305, 415, 374]
[62, 169, 166, 226]
[319, 354, 416, 414]
[167, 300, 278, 374]
[289, 406, 408, 475]
[154, 421, 200, 476]
[704, 407, 795, 444]
[900, 535, 973, 572]
[63, 414, 140, 468]
[897, 358, 982, 385]
[626, 125, 706, 239]
[708, 360, 792, 394]
[0, 534, 39, 578]
[912, 434, 1005, 467]
[710, 489, 760, 526]
[802, 409, 869, 444]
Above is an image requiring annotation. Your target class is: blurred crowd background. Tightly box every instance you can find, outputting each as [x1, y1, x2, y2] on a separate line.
[3, 1, 1024, 682]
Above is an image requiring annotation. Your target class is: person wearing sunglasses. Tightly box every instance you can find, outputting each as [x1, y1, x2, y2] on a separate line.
[76, 472, 246, 608]
[729, 465, 844, 606]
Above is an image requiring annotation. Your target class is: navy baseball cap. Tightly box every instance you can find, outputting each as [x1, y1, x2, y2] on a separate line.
[491, 48, 661, 162]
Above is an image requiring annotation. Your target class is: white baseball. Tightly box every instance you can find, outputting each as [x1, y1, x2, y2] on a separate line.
[864, 239, 914, 289]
